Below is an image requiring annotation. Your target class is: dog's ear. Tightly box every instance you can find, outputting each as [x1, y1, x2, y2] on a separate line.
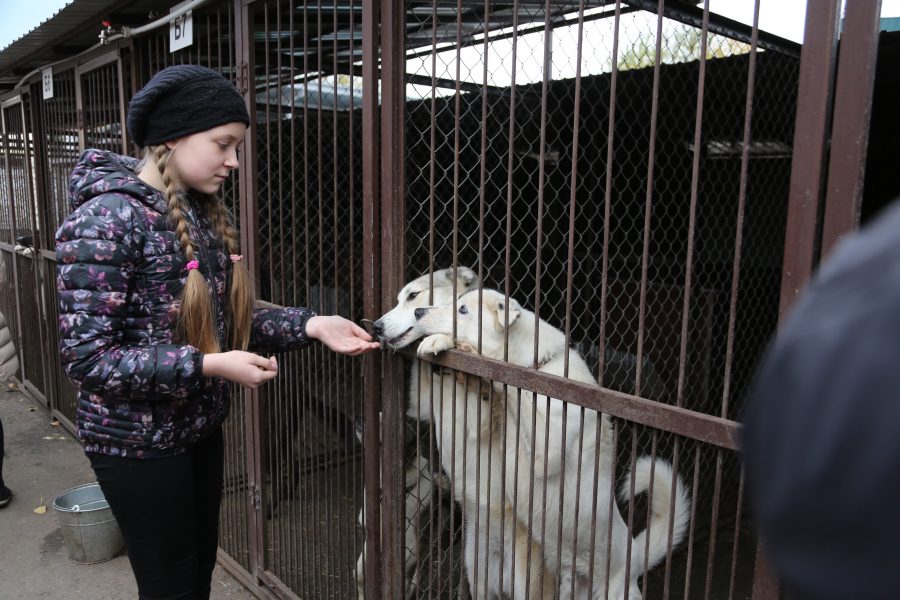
[494, 297, 520, 329]
[459, 266, 478, 288]
[442, 266, 478, 288]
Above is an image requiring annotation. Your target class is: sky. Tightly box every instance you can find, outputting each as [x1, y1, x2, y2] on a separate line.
[0, 0, 72, 51]
[2, 0, 900, 56]
[404, 0, 900, 93]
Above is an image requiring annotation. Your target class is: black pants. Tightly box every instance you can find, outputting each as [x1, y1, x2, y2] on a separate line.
[89, 430, 225, 600]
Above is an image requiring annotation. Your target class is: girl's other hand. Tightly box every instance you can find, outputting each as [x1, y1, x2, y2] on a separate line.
[305, 315, 381, 356]
[202, 351, 278, 388]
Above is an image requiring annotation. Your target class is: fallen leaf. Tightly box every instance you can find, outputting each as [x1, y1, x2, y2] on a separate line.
[28, 407, 36, 412]
[50, 420, 60, 427]
[34, 497, 47, 514]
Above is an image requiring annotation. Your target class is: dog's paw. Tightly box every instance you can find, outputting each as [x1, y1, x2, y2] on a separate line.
[454, 341, 478, 354]
[417, 334, 454, 357]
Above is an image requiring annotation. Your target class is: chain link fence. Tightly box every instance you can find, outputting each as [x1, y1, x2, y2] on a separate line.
[0, 0, 839, 598]
[396, 1, 797, 598]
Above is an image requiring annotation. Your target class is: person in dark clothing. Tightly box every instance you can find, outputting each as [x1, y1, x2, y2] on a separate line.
[55, 65, 378, 600]
[741, 199, 900, 600]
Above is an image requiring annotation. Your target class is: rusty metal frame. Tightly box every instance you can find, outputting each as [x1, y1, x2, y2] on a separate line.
[73, 50, 122, 153]
[378, 0, 407, 596]
[1, 95, 46, 403]
[820, 0, 883, 256]
[0, 97, 24, 375]
[233, 0, 266, 587]
[16, 95, 47, 402]
[778, 0, 842, 317]
[361, 0, 384, 595]
[411, 348, 740, 449]
[24, 87, 55, 408]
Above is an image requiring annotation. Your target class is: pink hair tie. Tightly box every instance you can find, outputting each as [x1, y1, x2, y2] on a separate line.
[185, 259, 200, 271]
[229, 254, 242, 263]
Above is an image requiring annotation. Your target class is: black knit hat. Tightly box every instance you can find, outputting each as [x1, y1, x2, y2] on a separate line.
[126, 65, 250, 148]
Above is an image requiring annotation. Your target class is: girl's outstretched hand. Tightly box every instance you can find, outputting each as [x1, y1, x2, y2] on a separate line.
[305, 315, 381, 355]
[202, 350, 279, 388]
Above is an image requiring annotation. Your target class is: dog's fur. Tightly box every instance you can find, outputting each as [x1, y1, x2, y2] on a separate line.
[436, 364, 558, 599]
[373, 268, 557, 599]
[415, 289, 692, 599]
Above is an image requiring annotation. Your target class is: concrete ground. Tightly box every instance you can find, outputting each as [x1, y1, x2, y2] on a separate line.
[0, 386, 258, 600]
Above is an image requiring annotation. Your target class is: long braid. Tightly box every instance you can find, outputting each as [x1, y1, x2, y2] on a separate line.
[153, 145, 220, 354]
[203, 194, 253, 350]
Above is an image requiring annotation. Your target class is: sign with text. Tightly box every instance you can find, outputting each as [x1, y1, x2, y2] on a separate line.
[169, 1, 193, 52]
[42, 68, 53, 100]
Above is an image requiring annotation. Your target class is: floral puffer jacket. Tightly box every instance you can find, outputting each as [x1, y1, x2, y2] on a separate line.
[56, 149, 315, 458]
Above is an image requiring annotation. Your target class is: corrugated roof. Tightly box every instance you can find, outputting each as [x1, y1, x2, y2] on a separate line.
[0, 0, 165, 92]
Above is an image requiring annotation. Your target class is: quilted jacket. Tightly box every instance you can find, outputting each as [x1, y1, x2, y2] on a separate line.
[56, 149, 315, 458]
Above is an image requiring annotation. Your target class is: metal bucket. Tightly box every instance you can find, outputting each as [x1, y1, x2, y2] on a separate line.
[52, 483, 124, 564]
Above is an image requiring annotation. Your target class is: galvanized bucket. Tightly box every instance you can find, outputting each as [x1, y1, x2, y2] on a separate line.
[52, 483, 124, 564]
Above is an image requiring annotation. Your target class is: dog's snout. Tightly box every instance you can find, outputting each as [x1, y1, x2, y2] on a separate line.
[414, 307, 426, 320]
[371, 319, 384, 337]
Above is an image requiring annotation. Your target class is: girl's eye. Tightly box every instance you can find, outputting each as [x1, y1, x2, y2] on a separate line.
[459, 305, 468, 315]
[407, 291, 420, 301]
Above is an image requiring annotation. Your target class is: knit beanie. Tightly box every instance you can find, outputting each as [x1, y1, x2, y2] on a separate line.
[126, 65, 250, 148]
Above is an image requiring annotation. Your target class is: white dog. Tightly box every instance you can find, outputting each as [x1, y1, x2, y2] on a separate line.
[415, 289, 692, 599]
[374, 268, 557, 599]
[373, 266, 480, 422]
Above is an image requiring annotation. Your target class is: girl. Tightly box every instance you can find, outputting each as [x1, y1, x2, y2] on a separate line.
[55, 64, 379, 600]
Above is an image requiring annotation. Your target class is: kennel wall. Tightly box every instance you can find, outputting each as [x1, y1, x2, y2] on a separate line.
[0, 0, 886, 598]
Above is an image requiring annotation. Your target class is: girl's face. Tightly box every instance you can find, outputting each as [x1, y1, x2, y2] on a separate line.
[165, 122, 246, 194]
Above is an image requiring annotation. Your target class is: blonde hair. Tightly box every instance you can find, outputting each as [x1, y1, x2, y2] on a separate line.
[150, 145, 254, 353]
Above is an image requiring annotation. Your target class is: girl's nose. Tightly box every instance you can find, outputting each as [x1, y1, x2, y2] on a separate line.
[225, 149, 239, 169]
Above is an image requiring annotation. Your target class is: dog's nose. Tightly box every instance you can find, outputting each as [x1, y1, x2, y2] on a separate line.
[371, 319, 384, 338]
[414, 308, 426, 320]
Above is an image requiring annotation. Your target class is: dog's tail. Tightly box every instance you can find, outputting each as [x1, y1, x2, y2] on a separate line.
[620, 456, 691, 576]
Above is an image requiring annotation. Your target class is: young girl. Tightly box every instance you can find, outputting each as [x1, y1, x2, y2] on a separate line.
[55, 64, 379, 600]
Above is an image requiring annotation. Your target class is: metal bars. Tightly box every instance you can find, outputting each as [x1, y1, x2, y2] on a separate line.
[246, 1, 371, 596]
[1, 99, 47, 401]
[399, 0, 797, 597]
[0, 0, 888, 598]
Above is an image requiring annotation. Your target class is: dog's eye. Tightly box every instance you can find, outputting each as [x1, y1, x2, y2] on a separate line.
[459, 305, 468, 315]
[407, 291, 420, 301]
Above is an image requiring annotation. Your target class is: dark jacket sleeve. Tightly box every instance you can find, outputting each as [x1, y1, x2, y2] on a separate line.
[249, 306, 317, 354]
[56, 194, 204, 401]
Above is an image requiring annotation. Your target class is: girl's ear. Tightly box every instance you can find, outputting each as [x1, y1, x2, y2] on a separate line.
[165, 139, 180, 151]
